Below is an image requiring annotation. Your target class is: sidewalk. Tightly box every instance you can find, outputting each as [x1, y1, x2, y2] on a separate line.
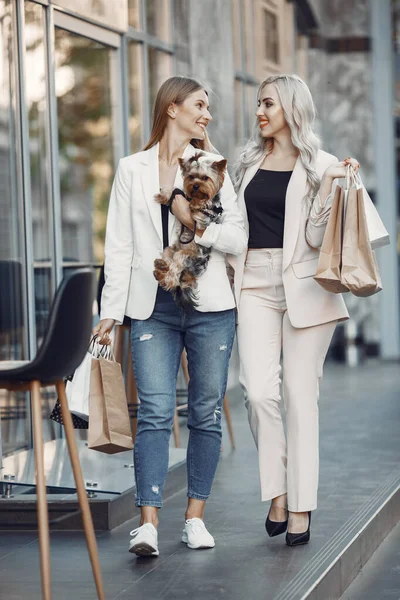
[0, 360, 399, 599]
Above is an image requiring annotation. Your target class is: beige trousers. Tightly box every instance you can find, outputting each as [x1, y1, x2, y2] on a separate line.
[237, 249, 336, 512]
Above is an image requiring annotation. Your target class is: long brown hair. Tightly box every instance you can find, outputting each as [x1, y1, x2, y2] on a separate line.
[143, 76, 213, 151]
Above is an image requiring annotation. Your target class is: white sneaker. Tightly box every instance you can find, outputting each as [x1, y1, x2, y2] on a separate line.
[181, 518, 215, 549]
[129, 523, 159, 556]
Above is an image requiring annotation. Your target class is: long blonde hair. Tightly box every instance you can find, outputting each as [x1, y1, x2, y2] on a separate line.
[143, 76, 213, 152]
[234, 74, 321, 202]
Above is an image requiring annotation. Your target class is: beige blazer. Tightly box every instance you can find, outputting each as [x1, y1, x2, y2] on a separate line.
[228, 149, 349, 329]
[100, 143, 247, 324]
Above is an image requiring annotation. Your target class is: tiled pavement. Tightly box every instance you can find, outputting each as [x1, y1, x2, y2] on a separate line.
[0, 360, 399, 600]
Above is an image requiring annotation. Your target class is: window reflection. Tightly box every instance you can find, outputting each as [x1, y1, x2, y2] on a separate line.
[148, 47, 172, 115]
[128, 41, 143, 153]
[0, 0, 29, 455]
[128, 0, 141, 29]
[54, 29, 115, 265]
[24, 1, 53, 343]
[55, 0, 128, 32]
[146, 0, 171, 41]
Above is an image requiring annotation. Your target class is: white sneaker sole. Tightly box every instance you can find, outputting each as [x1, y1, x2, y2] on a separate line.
[181, 533, 215, 549]
[129, 541, 159, 557]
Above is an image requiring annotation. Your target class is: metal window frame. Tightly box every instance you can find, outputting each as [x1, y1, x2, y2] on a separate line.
[124, 0, 176, 146]
[234, 0, 260, 143]
[53, 10, 121, 47]
[15, 0, 37, 361]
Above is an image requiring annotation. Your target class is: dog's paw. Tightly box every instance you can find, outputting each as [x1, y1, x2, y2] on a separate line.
[179, 270, 197, 289]
[193, 213, 212, 229]
[154, 258, 169, 272]
[154, 192, 170, 206]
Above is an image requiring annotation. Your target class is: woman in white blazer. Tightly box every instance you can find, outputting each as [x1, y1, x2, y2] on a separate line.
[93, 76, 247, 557]
[231, 74, 359, 546]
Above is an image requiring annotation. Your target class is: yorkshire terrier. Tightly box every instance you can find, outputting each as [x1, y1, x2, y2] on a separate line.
[153, 151, 227, 309]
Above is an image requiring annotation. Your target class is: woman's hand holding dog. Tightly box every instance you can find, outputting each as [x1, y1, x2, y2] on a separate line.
[171, 194, 205, 238]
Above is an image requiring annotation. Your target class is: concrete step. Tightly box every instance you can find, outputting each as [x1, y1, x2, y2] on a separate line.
[341, 520, 400, 599]
[274, 472, 400, 599]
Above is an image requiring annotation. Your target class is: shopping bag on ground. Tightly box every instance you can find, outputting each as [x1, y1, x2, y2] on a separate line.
[314, 185, 349, 294]
[88, 353, 133, 454]
[341, 184, 382, 297]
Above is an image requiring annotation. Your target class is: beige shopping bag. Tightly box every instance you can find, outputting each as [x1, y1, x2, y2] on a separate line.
[314, 185, 349, 294]
[88, 356, 133, 454]
[341, 186, 382, 297]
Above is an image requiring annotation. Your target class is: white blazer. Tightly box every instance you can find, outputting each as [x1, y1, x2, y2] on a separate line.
[100, 143, 248, 324]
[228, 149, 349, 329]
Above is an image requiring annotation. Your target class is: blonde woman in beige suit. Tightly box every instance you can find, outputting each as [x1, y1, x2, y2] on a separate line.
[231, 74, 359, 546]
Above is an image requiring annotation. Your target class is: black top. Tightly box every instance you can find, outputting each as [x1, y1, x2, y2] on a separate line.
[155, 204, 175, 304]
[244, 169, 292, 249]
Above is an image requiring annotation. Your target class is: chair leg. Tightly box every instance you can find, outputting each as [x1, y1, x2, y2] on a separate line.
[172, 410, 181, 448]
[56, 381, 105, 600]
[181, 350, 189, 385]
[223, 395, 235, 450]
[31, 380, 52, 600]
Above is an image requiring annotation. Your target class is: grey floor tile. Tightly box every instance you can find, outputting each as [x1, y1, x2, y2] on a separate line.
[1, 361, 399, 600]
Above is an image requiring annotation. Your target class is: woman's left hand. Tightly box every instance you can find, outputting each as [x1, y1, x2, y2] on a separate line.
[171, 194, 205, 237]
[170, 194, 192, 228]
[323, 156, 360, 181]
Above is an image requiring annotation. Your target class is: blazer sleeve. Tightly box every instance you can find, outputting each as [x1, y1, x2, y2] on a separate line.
[194, 171, 248, 255]
[100, 158, 134, 325]
[306, 157, 339, 249]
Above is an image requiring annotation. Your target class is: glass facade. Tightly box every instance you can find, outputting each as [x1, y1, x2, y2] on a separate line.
[0, 0, 29, 454]
[54, 28, 115, 266]
[55, 0, 128, 31]
[1, 0, 395, 467]
[0, 0, 174, 459]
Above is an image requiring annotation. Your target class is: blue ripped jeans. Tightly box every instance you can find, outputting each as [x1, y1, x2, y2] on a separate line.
[131, 301, 236, 507]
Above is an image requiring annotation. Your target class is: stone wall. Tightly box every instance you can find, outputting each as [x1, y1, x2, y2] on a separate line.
[173, 0, 236, 162]
[307, 0, 374, 190]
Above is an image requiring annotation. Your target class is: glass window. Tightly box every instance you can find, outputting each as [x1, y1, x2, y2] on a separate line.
[232, 0, 242, 71]
[264, 9, 279, 64]
[128, 0, 141, 29]
[54, 29, 116, 267]
[54, 0, 129, 32]
[148, 48, 172, 116]
[0, 0, 29, 455]
[0, 0, 26, 361]
[243, 0, 255, 73]
[128, 41, 143, 153]
[24, 1, 53, 344]
[146, 0, 171, 42]
[246, 84, 257, 137]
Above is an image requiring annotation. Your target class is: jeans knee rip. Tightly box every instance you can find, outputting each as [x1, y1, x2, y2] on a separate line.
[213, 406, 222, 423]
[219, 344, 228, 351]
[139, 334, 153, 341]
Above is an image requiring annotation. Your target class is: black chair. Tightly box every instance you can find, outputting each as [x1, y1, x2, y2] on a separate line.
[0, 269, 105, 600]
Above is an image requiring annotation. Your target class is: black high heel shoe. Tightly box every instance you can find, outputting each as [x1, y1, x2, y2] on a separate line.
[286, 511, 311, 547]
[265, 507, 288, 537]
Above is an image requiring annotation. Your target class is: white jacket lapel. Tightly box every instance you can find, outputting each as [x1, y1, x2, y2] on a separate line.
[283, 156, 307, 270]
[140, 143, 162, 241]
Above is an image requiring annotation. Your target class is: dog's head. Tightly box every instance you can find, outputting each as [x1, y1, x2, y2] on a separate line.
[178, 152, 227, 200]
